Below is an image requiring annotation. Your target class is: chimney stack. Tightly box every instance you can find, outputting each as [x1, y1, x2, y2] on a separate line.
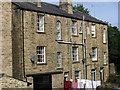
[34, 0, 41, 7]
[59, 0, 73, 14]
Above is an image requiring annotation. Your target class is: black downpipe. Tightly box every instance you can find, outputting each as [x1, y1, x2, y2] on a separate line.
[21, 10, 26, 81]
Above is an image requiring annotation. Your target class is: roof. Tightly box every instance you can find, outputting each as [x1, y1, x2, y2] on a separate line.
[12, 2, 107, 25]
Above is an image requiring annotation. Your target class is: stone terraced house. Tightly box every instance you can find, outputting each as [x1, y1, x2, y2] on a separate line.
[0, 0, 109, 89]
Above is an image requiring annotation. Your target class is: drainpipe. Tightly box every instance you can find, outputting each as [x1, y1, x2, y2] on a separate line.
[82, 15, 87, 80]
[69, 19, 73, 81]
[21, 10, 26, 81]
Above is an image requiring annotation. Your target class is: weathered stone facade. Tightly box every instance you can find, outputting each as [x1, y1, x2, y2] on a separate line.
[0, 75, 27, 88]
[0, 2, 13, 76]
[0, 0, 109, 89]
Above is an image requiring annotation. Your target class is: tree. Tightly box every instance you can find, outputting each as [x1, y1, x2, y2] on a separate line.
[73, 4, 89, 14]
[108, 26, 120, 62]
[108, 25, 120, 74]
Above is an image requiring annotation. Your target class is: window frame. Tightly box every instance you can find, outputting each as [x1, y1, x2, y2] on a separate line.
[64, 72, 69, 81]
[72, 47, 79, 61]
[91, 47, 98, 61]
[37, 15, 44, 32]
[103, 28, 107, 44]
[75, 71, 80, 79]
[72, 20, 77, 35]
[100, 68, 104, 83]
[64, 72, 69, 77]
[36, 46, 46, 64]
[103, 52, 107, 65]
[91, 24, 96, 37]
[79, 22, 83, 34]
[56, 21, 62, 40]
[91, 69, 96, 81]
[57, 52, 62, 68]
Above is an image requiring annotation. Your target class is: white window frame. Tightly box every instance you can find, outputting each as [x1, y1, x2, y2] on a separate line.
[56, 21, 62, 40]
[64, 72, 69, 81]
[57, 52, 62, 68]
[100, 68, 104, 83]
[37, 15, 44, 32]
[103, 52, 107, 65]
[72, 21, 77, 35]
[91, 47, 97, 61]
[79, 23, 83, 33]
[91, 69, 96, 81]
[36, 46, 46, 64]
[103, 28, 107, 43]
[64, 72, 69, 77]
[75, 71, 81, 79]
[91, 24, 96, 37]
[72, 47, 78, 61]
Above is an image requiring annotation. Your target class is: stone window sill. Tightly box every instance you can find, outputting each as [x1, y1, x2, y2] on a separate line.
[37, 63, 47, 65]
[56, 67, 63, 71]
[72, 61, 80, 64]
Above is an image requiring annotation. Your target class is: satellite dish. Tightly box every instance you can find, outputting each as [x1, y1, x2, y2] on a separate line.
[31, 56, 37, 62]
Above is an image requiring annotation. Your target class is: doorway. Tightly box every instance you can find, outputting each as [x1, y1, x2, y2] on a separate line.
[33, 74, 52, 90]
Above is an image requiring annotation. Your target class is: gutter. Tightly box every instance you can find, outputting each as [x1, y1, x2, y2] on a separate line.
[57, 40, 83, 46]
[26, 71, 63, 77]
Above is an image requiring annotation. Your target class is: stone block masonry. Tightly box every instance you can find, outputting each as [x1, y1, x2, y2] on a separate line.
[0, 75, 27, 88]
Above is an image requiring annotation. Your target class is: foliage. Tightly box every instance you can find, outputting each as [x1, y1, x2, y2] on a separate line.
[108, 25, 120, 63]
[106, 74, 120, 85]
[73, 4, 89, 14]
[108, 25, 120, 73]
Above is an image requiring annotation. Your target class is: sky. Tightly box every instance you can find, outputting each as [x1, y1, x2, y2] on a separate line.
[73, 2, 118, 27]
[118, 1, 120, 31]
[42, 0, 119, 28]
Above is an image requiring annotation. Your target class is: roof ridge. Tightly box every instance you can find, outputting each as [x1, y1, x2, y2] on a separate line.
[12, 2, 107, 25]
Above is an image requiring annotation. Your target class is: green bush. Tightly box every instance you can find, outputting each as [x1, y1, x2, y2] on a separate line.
[106, 74, 120, 85]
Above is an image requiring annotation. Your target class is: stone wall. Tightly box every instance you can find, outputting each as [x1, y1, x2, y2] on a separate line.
[0, 2, 13, 76]
[12, 4, 24, 80]
[0, 75, 27, 88]
[85, 23, 109, 81]
[52, 74, 64, 88]
[109, 63, 116, 74]
[1, 2, 109, 88]
[22, 11, 84, 80]
[12, 7, 109, 87]
[0, 0, 2, 74]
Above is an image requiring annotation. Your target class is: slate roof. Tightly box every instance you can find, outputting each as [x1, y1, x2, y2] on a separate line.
[12, 2, 107, 25]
